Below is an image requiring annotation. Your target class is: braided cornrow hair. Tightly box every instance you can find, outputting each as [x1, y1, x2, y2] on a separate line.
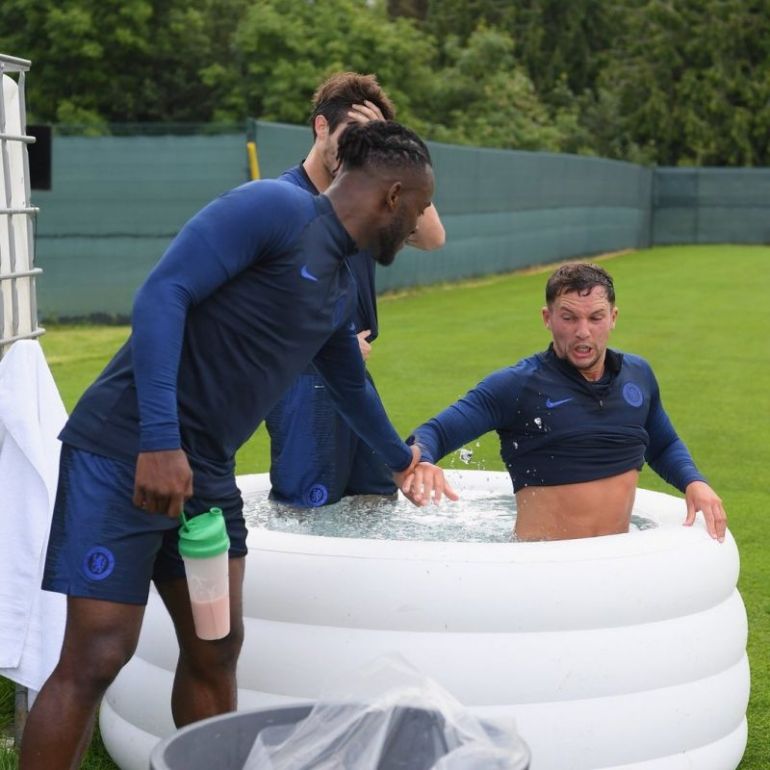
[336, 120, 431, 172]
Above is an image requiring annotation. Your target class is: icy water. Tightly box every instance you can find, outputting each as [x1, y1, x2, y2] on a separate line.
[243, 490, 657, 543]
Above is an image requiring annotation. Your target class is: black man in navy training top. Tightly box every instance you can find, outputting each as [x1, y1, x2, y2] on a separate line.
[266, 72, 446, 508]
[406, 262, 727, 543]
[22, 121, 457, 770]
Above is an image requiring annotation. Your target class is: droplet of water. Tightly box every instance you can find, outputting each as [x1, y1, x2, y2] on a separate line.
[458, 447, 473, 465]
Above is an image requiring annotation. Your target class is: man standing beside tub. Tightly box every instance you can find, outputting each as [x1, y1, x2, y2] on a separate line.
[21, 120, 456, 770]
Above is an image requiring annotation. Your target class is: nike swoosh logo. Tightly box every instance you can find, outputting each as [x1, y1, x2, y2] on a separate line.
[545, 397, 573, 408]
[300, 265, 319, 282]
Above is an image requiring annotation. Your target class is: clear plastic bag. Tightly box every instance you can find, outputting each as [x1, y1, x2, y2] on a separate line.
[243, 653, 529, 770]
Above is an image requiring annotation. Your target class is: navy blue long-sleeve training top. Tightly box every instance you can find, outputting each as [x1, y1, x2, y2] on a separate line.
[60, 180, 412, 497]
[279, 164, 379, 339]
[410, 346, 706, 493]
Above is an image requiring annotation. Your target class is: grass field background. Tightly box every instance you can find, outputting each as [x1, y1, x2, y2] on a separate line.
[1, 244, 767, 768]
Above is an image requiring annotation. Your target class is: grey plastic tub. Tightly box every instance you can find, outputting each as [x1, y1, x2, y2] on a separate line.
[149, 704, 531, 769]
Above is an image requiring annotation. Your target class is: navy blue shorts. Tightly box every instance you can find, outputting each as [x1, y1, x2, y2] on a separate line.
[42, 444, 247, 605]
[265, 368, 397, 507]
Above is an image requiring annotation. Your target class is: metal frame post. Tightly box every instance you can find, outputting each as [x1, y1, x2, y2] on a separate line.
[0, 53, 43, 357]
[0, 51, 45, 752]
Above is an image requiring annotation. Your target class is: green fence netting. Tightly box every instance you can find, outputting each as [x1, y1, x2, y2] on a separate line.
[30, 120, 768, 320]
[252, 120, 653, 295]
[653, 168, 770, 245]
[34, 128, 248, 319]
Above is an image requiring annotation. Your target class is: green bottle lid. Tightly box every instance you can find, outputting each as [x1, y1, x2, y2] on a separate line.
[178, 508, 230, 559]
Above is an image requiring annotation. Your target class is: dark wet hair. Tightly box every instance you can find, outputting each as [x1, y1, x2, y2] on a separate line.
[545, 263, 616, 306]
[336, 120, 431, 173]
[310, 72, 395, 138]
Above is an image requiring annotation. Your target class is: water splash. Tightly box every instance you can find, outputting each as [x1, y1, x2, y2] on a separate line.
[448, 446, 486, 471]
[458, 447, 473, 465]
[243, 492, 657, 543]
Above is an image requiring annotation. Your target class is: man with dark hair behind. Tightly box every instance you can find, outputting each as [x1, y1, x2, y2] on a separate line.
[405, 262, 727, 543]
[266, 72, 445, 508]
[21, 120, 456, 770]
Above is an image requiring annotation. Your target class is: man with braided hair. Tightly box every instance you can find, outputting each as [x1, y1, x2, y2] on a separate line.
[267, 72, 445, 508]
[21, 120, 456, 770]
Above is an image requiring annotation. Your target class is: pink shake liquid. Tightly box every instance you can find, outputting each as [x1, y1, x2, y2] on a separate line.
[190, 593, 230, 640]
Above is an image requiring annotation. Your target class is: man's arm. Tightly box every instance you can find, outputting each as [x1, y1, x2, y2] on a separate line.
[407, 204, 445, 250]
[130, 222, 239, 517]
[409, 369, 511, 465]
[645, 377, 726, 541]
[131, 224, 232, 454]
[131, 182, 303, 516]
[313, 326, 457, 505]
[403, 371, 514, 505]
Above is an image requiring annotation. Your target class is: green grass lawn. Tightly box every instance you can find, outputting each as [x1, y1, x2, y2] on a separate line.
[2, 244, 767, 768]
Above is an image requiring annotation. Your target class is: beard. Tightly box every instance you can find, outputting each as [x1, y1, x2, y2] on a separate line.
[373, 210, 410, 266]
[373, 238, 399, 266]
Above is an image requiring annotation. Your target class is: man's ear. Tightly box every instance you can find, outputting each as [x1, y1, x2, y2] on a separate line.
[542, 306, 551, 328]
[314, 114, 329, 140]
[386, 181, 402, 211]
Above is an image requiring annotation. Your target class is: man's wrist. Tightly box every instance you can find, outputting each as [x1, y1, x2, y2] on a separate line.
[406, 435, 434, 464]
[139, 429, 181, 453]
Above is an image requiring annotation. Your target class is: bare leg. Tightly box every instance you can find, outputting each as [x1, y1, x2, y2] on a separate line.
[155, 557, 245, 727]
[19, 597, 144, 770]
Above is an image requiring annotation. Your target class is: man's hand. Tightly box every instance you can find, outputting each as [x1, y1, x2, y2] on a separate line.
[393, 444, 421, 491]
[406, 204, 446, 251]
[133, 449, 193, 518]
[347, 99, 385, 125]
[397, 457, 460, 508]
[684, 480, 727, 542]
[357, 329, 372, 361]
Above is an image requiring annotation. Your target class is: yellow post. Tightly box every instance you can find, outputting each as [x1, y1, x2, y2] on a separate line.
[247, 141, 260, 181]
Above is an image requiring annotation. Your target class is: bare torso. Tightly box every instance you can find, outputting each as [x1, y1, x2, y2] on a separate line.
[513, 469, 640, 541]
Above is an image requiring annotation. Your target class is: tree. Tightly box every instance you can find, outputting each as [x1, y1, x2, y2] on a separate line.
[422, 0, 517, 49]
[210, 0, 437, 130]
[0, 0, 251, 126]
[597, 0, 770, 165]
[512, 0, 614, 102]
[414, 1, 598, 152]
[422, 25, 568, 151]
[386, 0, 429, 21]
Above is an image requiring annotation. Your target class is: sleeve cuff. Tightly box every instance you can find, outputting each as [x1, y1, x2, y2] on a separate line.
[139, 425, 181, 453]
[406, 434, 435, 465]
[390, 444, 414, 473]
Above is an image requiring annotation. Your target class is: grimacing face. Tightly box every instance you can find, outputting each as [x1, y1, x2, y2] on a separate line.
[373, 167, 434, 266]
[542, 285, 618, 380]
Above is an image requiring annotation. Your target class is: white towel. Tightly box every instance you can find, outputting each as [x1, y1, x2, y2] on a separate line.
[0, 340, 67, 691]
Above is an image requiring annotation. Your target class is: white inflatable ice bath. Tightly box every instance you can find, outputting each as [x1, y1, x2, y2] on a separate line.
[102, 471, 749, 770]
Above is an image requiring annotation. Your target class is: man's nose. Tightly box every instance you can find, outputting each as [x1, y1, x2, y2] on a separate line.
[575, 319, 590, 337]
